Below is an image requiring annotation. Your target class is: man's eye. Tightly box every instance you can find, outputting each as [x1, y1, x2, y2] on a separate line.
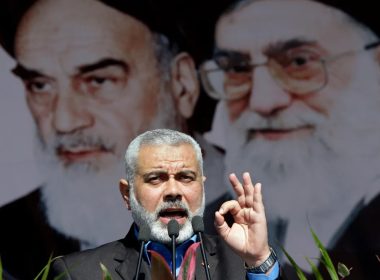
[26, 80, 53, 93]
[281, 50, 320, 69]
[25, 79, 55, 104]
[147, 174, 168, 185]
[79, 74, 126, 99]
[289, 53, 317, 67]
[178, 174, 195, 183]
[86, 76, 112, 87]
[148, 176, 160, 184]
[292, 56, 308, 66]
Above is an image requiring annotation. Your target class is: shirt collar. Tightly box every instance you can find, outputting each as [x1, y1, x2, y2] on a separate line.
[134, 224, 198, 275]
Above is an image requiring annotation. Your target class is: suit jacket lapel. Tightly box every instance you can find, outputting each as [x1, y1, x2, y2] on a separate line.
[195, 234, 219, 280]
[115, 249, 151, 280]
[114, 228, 221, 280]
[114, 225, 151, 280]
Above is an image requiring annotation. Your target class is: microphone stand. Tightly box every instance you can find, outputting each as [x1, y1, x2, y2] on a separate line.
[134, 226, 150, 280]
[197, 232, 211, 280]
[168, 219, 179, 280]
[192, 216, 211, 280]
[171, 234, 176, 279]
[134, 241, 145, 280]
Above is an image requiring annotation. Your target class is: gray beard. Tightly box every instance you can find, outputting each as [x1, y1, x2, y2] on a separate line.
[40, 159, 132, 249]
[222, 61, 380, 269]
[129, 185, 205, 245]
[39, 86, 182, 249]
[224, 130, 380, 270]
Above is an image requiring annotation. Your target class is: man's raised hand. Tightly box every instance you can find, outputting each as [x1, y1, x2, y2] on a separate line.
[214, 172, 271, 267]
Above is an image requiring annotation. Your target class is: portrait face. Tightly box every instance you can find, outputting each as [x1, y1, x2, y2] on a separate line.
[13, 0, 195, 173]
[120, 144, 205, 243]
[11, 0, 199, 246]
[206, 0, 380, 268]
[214, 0, 377, 143]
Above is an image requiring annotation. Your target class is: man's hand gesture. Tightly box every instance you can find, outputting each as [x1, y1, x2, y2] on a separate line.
[215, 172, 271, 267]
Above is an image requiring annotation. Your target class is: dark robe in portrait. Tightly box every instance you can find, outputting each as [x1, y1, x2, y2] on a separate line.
[0, 189, 80, 280]
[325, 194, 380, 279]
[282, 195, 380, 279]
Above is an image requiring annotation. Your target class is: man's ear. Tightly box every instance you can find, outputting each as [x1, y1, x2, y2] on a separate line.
[170, 52, 199, 118]
[119, 179, 131, 210]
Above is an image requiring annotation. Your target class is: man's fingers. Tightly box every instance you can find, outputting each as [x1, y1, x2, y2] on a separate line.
[242, 172, 254, 208]
[219, 200, 242, 216]
[214, 210, 225, 227]
[229, 173, 245, 198]
[214, 211, 230, 238]
[253, 182, 264, 211]
[229, 173, 248, 206]
[254, 182, 262, 197]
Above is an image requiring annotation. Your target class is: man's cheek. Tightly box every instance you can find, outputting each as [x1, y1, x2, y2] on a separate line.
[35, 116, 55, 145]
[227, 99, 248, 122]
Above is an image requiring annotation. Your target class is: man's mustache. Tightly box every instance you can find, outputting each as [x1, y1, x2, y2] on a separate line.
[44, 132, 116, 154]
[155, 201, 190, 219]
[235, 109, 326, 131]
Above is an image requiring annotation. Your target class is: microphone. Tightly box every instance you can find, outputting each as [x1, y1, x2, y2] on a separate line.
[192, 216, 211, 280]
[134, 225, 151, 280]
[168, 219, 179, 279]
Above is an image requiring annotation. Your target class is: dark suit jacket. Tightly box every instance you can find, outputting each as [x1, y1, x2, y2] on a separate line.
[0, 189, 80, 280]
[51, 224, 282, 280]
[0, 187, 234, 280]
[325, 194, 380, 279]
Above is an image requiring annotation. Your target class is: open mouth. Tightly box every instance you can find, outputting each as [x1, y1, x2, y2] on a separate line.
[159, 208, 188, 219]
[158, 208, 188, 224]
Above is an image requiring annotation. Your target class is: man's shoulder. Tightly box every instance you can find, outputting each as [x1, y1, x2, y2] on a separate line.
[51, 239, 129, 279]
[60, 239, 124, 262]
[0, 188, 42, 212]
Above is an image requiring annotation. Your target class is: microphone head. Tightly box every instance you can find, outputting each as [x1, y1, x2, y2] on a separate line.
[191, 216, 204, 233]
[138, 226, 151, 242]
[168, 219, 180, 237]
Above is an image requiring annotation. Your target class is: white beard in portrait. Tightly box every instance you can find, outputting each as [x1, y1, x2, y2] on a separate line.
[37, 81, 182, 249]
[208, 49, 380, 269]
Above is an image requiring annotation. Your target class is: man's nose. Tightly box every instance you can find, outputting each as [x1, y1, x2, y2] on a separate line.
[52, 92, 94, 134]
[163, 177, 183, 202]
[248, 67, 292, 116]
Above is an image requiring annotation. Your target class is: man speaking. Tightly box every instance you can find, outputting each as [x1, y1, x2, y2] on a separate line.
[51, 129, 281, 279]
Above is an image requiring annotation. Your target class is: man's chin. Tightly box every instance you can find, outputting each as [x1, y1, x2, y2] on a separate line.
[150, 219, 194, 244]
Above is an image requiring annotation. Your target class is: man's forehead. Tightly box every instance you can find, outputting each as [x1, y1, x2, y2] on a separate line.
[216, 0, 367, 56]
[16, 39, 128, 75]
[214, 38, 319, 62]
[137, 144, 197, 168]
[15, 0, 153, 64]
